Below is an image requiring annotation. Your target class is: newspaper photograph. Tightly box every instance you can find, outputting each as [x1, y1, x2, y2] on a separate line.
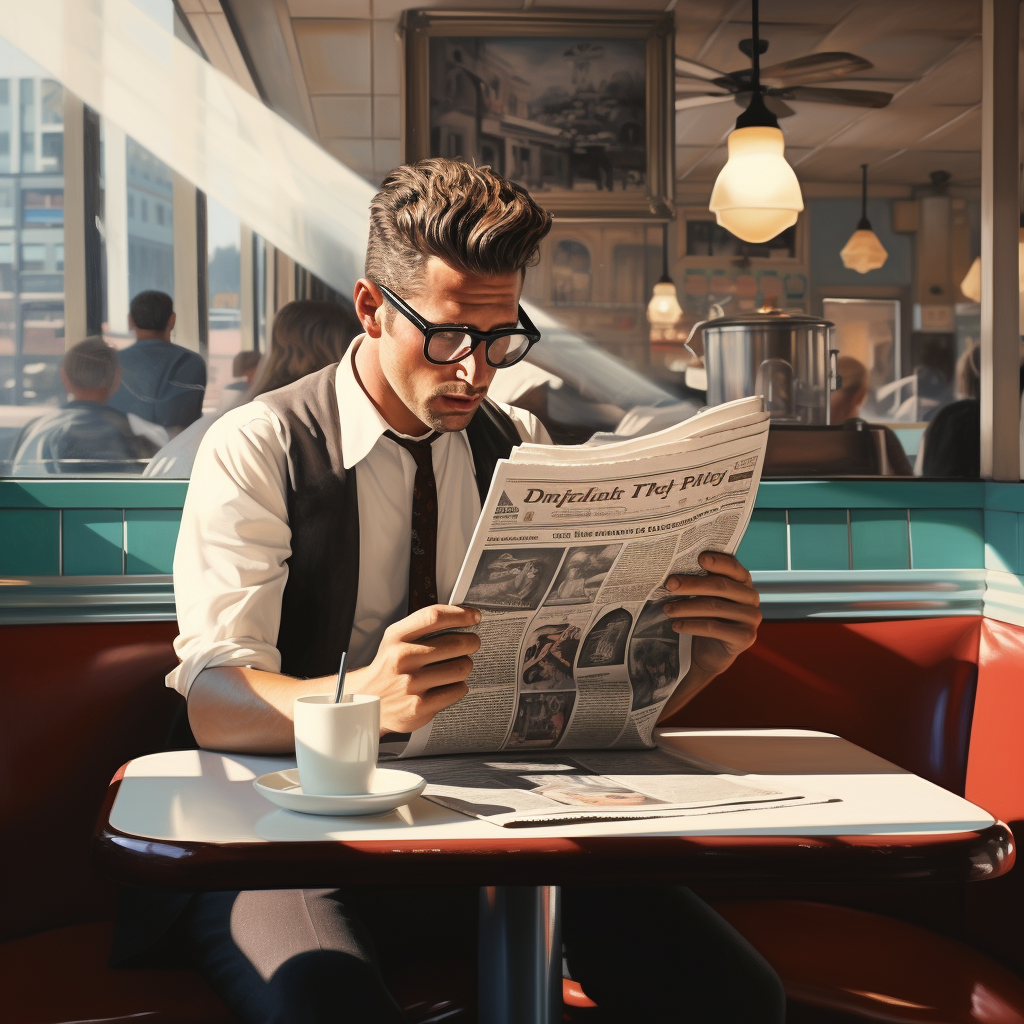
[409, 746, 834, 827]
[392, 397, 770, 759]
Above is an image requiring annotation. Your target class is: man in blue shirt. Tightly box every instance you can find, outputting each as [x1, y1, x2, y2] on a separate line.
[108, 290, 206, 435]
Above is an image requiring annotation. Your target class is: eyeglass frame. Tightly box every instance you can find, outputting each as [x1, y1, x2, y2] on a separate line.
[374, 282, 541, 368]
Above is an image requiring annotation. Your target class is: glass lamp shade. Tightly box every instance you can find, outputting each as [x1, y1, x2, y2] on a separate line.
[709, 126, 804, 244]
[647, 280, 683, 327]
[960, 256, 981, 303]
[958, 228, 1024, 303]
[840, 228, 888, 274]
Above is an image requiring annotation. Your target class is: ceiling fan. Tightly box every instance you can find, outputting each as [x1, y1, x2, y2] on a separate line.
[676, 42, 893, 118]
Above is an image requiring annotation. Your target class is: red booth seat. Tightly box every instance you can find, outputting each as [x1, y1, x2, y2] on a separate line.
[0, 921, 235, 1024]
[713, 900, 1024, 1024]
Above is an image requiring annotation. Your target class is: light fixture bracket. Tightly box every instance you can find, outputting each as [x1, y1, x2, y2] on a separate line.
[734, 0, 778, 131]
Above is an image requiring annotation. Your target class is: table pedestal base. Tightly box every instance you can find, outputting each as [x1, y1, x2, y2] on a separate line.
[478, 885, 561, 1024]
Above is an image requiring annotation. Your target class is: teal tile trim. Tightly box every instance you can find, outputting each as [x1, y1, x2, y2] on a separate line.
[788, 509, 849, 570]
[755, 480, 984, 509]
[910, 508, 985, 569]
[62, 509, 124, 576]
[736, 510, 788, 571]
[0, 480, 189, 509]
[985, 483, 1024, 514]
[0, 509, 60, 575]
[985, 510, 1020, 574]
[1018, 515, 1024, 577]
[850, 509, 910, 570]
[125, 509, 182, 574]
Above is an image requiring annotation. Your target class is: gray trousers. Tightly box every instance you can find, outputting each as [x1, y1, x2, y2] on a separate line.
[184, 885, 785, 1023]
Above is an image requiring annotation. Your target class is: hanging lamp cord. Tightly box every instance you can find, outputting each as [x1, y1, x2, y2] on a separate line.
[858, 163, 872, 230]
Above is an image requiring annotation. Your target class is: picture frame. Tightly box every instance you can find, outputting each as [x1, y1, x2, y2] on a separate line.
[404, 10, 674, 220]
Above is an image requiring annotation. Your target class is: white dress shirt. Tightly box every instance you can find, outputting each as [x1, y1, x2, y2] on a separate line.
[168, 338, 550, 696]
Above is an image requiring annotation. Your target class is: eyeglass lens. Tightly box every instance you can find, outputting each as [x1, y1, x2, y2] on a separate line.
[427, 330, 532, 367]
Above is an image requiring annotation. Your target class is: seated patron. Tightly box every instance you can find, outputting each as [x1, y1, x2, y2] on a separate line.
[214, 349, 262, 415]
[10, 338, 158, 475]
[143, 300, 360, 478]
[108, 290, 206, 435]
[831, 355, 914, 475]
[124, 159, 782, 1023]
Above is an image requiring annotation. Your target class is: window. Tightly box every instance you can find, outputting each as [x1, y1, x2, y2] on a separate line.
[140, 198, 148, 222]
[155, 201, 164, 226]
[20, 242, 46, 269]
[22, 189, 63, 226]
[206, 197, 241, 414]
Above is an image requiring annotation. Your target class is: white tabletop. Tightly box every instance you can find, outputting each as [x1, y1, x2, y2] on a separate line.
[107, 729, 995, 845]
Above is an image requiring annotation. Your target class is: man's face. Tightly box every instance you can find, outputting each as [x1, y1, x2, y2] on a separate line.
[376, 258, 522, 433]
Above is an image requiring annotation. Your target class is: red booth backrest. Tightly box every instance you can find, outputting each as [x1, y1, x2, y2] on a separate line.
[665, 617, 982, 795]
[1, 622, 181, 943]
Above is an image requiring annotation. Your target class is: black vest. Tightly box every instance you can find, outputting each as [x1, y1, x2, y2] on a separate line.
[258, 364, 522, 679]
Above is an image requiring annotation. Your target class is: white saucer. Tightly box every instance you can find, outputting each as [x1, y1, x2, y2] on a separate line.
[253, 767, 426, 816]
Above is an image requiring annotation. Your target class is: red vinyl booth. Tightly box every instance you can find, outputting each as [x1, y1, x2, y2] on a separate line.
[2, 615, 1023, 1023]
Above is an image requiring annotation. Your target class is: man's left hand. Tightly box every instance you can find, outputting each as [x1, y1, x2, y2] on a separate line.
[663, 551, 761, 680]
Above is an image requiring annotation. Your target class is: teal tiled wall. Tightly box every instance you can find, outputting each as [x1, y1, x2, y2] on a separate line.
[736, 510, 787, 570]
[788, 509, 849, 570]
[0, 508, 60, 575]
[125, 509, 181, 574]
[62, 510, 123, 575]
[0, 478, 1021, 579]
[850, 509, 910, 570]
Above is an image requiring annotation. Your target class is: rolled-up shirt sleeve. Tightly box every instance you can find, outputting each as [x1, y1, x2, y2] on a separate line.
[167, 403, 292, 697]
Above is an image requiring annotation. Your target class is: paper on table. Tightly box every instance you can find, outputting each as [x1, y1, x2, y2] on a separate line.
[411, 747, 836, 828]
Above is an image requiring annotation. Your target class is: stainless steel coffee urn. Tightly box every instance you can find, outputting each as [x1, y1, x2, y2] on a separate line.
[688, 310, 839, 425]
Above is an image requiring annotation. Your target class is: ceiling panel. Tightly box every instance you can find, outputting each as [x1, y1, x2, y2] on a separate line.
[875, 149, 981, 185]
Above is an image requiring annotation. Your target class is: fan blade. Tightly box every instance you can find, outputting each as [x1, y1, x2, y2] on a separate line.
[760, 52, 874, 86]
[675, 55, 729, 82]
[783, 86, 892, 108]
[732, 91, 796, 119]
[675, 93, 736, 111]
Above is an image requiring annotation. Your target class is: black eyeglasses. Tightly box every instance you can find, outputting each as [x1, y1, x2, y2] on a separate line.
[376, 283, 541, 368]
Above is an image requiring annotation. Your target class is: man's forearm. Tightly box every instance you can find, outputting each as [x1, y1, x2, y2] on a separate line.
[187, 666, 333, 753]
[657, 663, 719, 724]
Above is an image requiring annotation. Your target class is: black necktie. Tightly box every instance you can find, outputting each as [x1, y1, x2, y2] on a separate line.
[386, 430, 441, 614]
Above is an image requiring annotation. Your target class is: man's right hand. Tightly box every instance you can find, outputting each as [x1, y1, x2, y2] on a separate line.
[345, 604, 481, 736]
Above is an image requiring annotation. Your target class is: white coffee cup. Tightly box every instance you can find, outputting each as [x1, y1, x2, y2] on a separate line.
[293, 693, 380, 796]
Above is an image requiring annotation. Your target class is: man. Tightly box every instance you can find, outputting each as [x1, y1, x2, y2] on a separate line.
[10, 337, 157, 474]
[164, 159, 781, 1022]
[830, 355, 913, 475]
[215, 349, 262, 415]
[108, 290, 206, 435]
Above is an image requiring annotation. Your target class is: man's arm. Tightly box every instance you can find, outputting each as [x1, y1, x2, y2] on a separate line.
[187, 605, 482, 752]
[657, 551, 762, 722]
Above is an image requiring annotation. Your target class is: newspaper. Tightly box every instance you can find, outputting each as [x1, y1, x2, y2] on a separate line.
[412, 747, 835, 828]
[387, 396, 770, 761]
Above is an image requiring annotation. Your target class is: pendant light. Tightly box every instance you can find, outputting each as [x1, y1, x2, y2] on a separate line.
[840, 164, 888, 273]
[647, 223, 683, 339]
[959, 215, 1024, 303]
[708, 0, 804, 244]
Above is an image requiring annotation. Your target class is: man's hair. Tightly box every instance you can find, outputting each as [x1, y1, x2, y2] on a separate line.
[130, 290, 174, 332]
[836, 355, 867, 395]
[232, 350, 262, 378]
[62, 337, 119, 392]
[366, 159, 553, 304]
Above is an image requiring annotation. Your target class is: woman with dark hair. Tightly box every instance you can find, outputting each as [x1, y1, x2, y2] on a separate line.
[144, 300, 360, 477]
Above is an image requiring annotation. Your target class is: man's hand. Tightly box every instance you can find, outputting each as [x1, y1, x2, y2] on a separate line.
[657, 552, 760, 721]
[345, 604, 481, 735]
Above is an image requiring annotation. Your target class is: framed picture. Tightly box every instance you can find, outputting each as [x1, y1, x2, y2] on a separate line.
[404, 10, 674, 219]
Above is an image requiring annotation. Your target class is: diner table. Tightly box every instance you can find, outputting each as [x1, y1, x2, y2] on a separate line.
[94, 727, 1015, 1024]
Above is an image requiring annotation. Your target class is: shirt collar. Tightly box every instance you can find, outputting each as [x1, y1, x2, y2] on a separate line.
[337, 335, 470, 470]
